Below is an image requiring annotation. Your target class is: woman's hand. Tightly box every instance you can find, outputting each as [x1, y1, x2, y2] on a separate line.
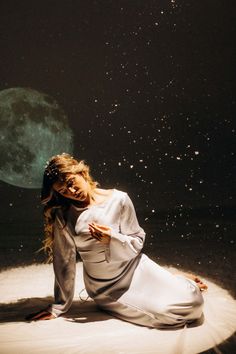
[25, 309, 56, 321]
[88, 222, 111, 245]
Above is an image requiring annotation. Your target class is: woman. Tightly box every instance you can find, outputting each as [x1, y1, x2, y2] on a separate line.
[28, 153, 207, 327]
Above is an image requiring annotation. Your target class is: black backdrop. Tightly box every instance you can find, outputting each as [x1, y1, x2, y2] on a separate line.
[0, 0, 235, 285]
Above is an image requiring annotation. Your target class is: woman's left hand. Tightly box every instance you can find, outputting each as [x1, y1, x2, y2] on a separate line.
[88, 222, 111, 245]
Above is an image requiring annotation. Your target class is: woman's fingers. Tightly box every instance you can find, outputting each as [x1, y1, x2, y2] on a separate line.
[96, 224, 110, 231]
[89, 222, 110, 232]
[88, 223, 97, 234]
[25, 310, 46, 320]
[88, 225, 101, 240]
[88, 223, 111, 244]
[38, 313, 55, 320]
[88, 224, 98, 235]
[25, 310, 55, 321]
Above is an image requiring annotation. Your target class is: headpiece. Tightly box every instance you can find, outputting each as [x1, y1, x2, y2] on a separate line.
[44, 161, 60, 182]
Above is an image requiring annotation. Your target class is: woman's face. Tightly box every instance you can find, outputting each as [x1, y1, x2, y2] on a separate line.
[53, 174, 91, 202]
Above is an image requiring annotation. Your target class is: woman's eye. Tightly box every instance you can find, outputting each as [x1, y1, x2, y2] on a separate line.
[58, 188, 66, 194]
[67, 179, 75, 187]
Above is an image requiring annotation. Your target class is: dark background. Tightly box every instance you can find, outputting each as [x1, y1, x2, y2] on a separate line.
[0, 1, 235, 351]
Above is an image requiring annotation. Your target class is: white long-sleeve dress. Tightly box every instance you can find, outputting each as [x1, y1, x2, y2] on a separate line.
[48, 189, 204, 328]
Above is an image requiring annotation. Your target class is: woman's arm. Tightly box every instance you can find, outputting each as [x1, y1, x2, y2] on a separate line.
[27, 211, 77, 321]
[90, 193, 145, 262]
[107, 193, 145, 262]
[46, 211, 77, 317]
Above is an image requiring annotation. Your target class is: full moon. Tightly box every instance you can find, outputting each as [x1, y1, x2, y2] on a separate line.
[0, 87, 73, 188]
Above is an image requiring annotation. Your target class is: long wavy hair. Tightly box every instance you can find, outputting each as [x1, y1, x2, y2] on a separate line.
[41, 153, 98, 261]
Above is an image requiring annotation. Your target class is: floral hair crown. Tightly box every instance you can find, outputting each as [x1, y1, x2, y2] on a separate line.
[44, 163, 60, 181]
[44, 153, 75, 182]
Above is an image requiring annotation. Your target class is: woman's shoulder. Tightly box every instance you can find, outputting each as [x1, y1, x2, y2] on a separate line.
[96, 188, 127, 197]
[91, 188, 124, 206]
[94, 188, 131, 207]
[112, 189, 130, 205]
[112, 188, 127, 197]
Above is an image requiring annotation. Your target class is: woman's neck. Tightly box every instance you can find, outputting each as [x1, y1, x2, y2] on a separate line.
[70, 188, 114, 208]
[91, 188, 114, 205]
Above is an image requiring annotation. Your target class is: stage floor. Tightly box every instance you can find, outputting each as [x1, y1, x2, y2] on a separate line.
[0, 262, 235, 354]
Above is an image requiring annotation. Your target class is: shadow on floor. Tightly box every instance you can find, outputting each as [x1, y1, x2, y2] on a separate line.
[0, 297, 113, 324]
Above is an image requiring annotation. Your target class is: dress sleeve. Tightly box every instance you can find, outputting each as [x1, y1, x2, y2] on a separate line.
[47, 211, 77, 317]
[105, 193, 146, 262]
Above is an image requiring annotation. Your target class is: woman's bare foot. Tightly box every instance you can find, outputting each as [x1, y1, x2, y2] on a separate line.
[171, 270, 208, 292]
[181, 272, 208, 292]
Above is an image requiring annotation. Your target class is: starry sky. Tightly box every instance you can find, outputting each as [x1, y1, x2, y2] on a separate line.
[0, 0, 235, 224]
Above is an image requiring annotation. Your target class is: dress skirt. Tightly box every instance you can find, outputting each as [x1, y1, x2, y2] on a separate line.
[94, 254, 204, 329]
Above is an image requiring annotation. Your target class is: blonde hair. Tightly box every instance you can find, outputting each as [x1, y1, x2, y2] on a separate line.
[41, 153, 98, 261]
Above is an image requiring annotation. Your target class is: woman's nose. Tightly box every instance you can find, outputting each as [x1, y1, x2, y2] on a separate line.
[68, 186, 76, 194]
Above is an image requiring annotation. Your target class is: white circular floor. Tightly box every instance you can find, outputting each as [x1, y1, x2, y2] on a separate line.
[0, 263, 235, 354]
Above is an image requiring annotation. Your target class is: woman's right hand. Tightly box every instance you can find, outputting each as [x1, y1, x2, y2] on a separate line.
[25, 309, 56, 321]
[88, 222, 111, 245]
